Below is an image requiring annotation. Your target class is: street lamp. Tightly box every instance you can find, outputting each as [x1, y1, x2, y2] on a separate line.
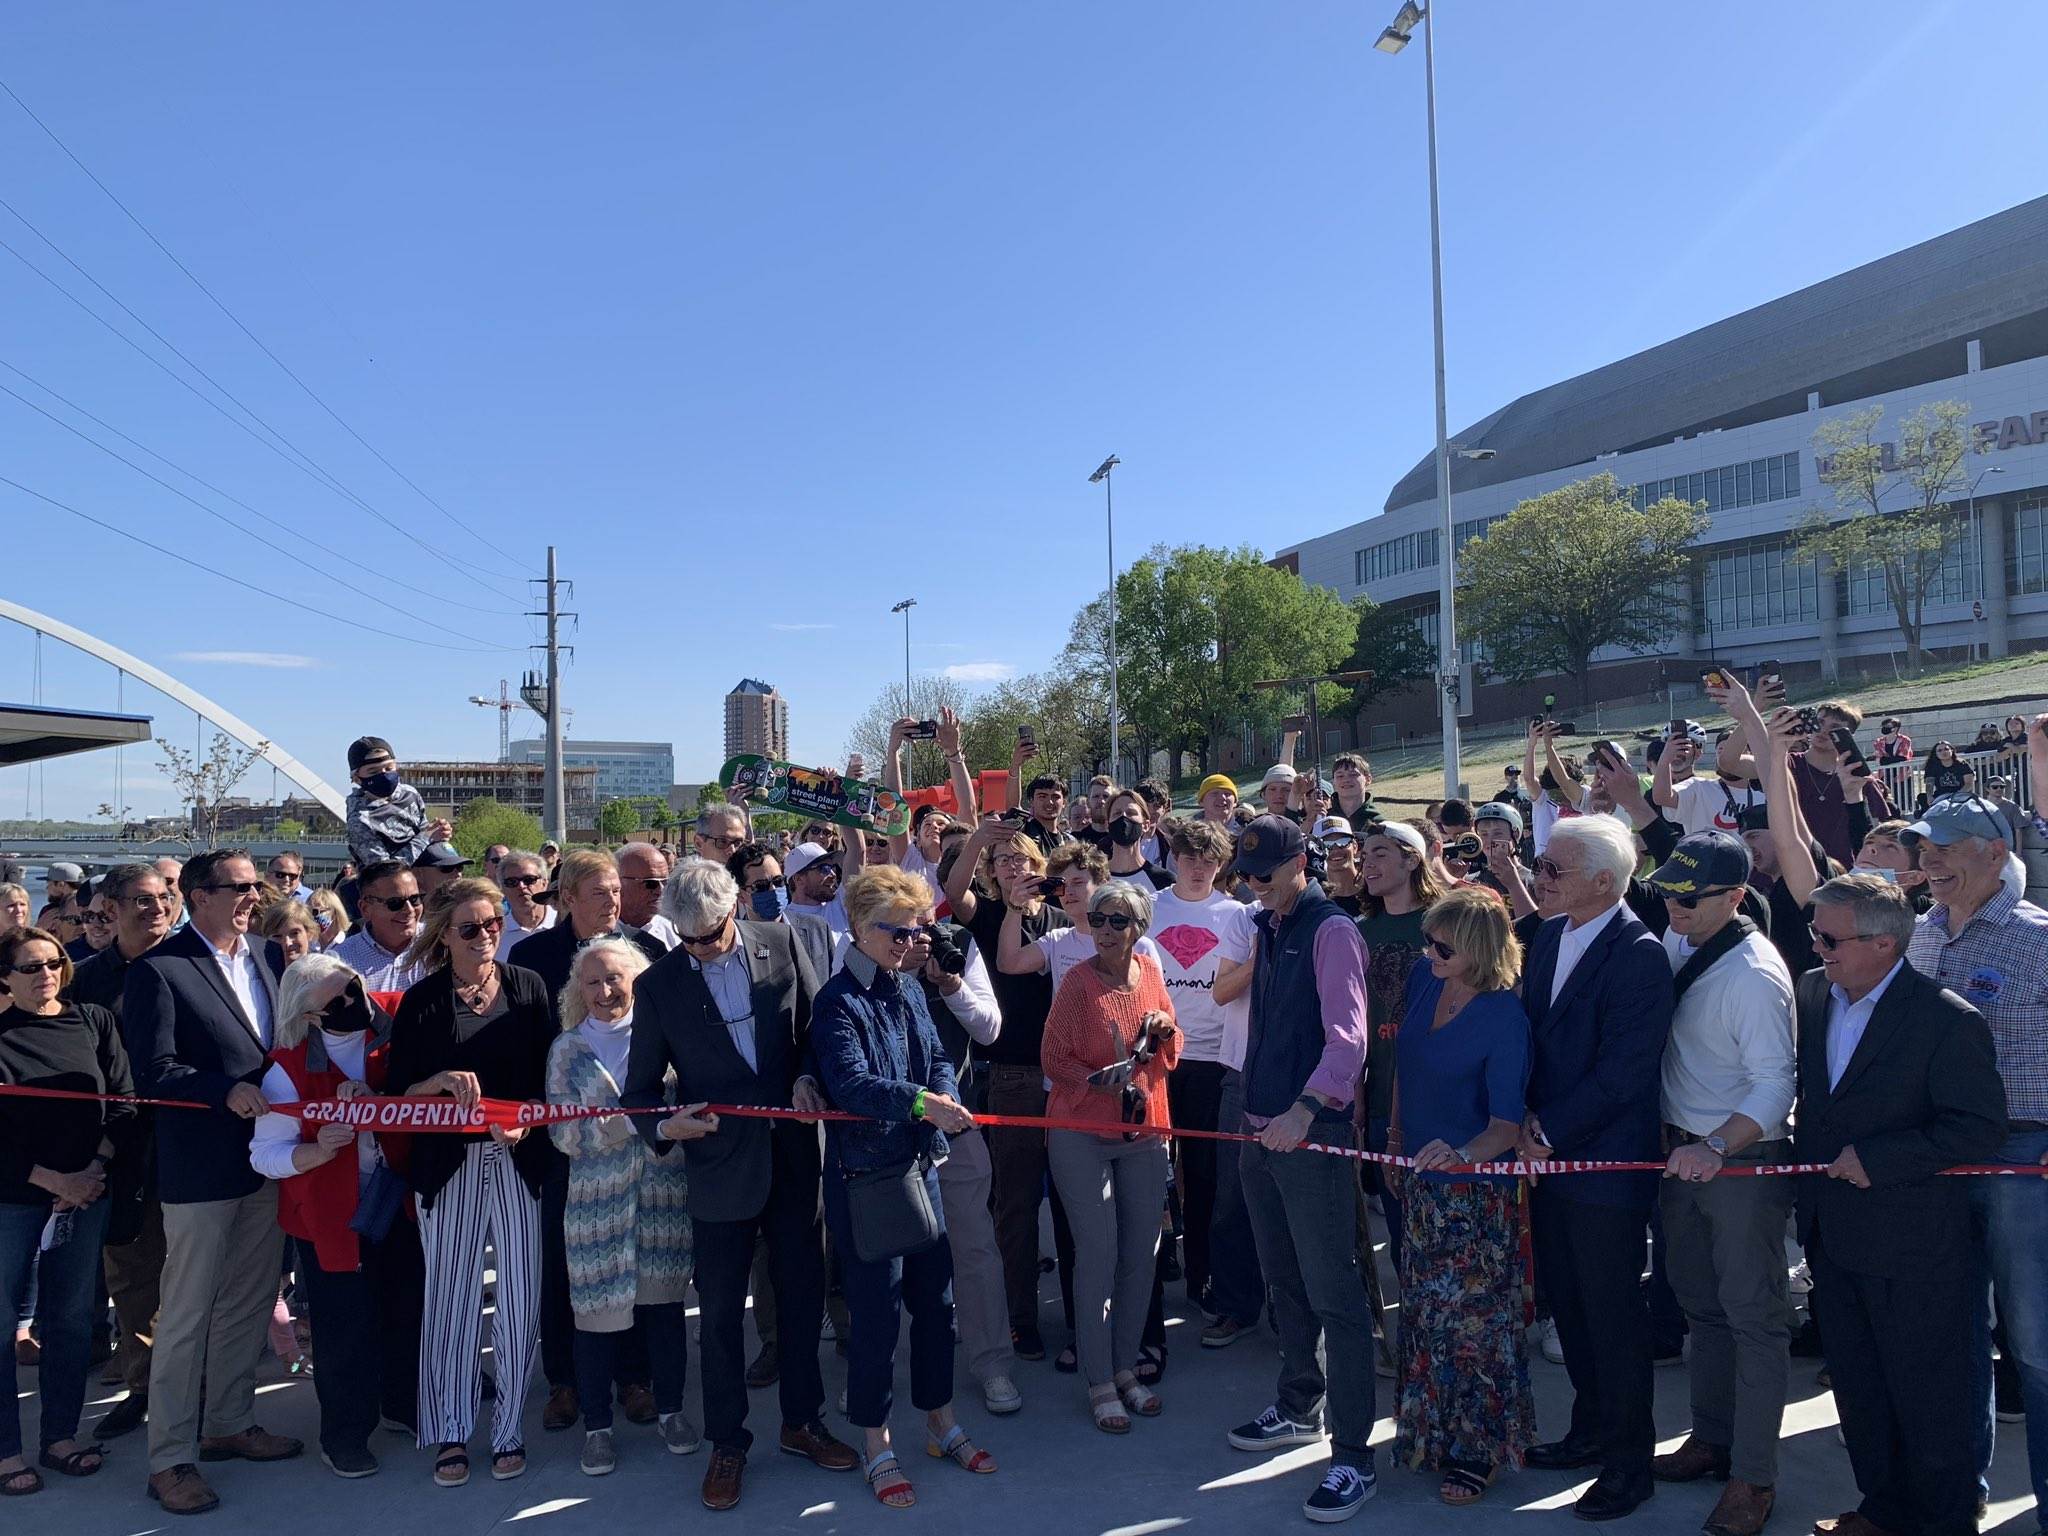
[1375, 1, 1463, 797]
[890, 598, 916, 717]
[1967, 466, 2004, 660]
[1090, 455, 1122, 775]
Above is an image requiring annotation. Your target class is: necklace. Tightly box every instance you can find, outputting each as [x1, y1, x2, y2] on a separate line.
[455, 965, 497, 1009]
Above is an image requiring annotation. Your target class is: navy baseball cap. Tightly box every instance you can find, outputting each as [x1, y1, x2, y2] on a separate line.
[1648, 830, 1752, 894]
[1232, 815, 1306, 879]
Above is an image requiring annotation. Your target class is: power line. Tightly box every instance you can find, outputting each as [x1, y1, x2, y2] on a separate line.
[0, 76, 532, 581]
[0, 472, 521, 655]
[0, 371, 524, 647]
[0, 357, 516, 619]
[0, 221, 526, 606]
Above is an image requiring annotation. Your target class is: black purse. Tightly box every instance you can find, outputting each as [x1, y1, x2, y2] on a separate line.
[348, 1161, 407, 1244]
[842, 1156, 941, 1263]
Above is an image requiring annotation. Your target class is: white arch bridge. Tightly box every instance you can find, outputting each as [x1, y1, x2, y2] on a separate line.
[2, 597, 348, 820]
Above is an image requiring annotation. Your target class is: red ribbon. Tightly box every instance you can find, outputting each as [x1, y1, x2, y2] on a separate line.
[2, 1082, 2042, 1179]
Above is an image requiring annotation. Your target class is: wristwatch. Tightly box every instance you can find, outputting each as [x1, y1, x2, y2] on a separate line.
[1294, 1094, 1323, 1117]
[1703, 1134, 1729, 1156]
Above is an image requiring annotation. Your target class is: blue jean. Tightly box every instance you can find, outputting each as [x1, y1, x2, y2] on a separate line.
[0, 1196, 111, 1459]
[1968, 1128, 2048, 1518]
[1240, 1123, 1378, 1457]
[1205, 1068, 1265, 1327]
[822, 1158, 955, 1430]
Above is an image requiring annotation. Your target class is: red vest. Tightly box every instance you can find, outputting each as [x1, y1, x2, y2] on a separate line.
[270, 1033, 393, 1273]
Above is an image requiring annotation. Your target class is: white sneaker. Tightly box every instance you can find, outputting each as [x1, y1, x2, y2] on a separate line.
[1788, 1261, 1813, 1296]
[1538, 1318, 1565, 1364]
[982, 1375, 1023, 1416]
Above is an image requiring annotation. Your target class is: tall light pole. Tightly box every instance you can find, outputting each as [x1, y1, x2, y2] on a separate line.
[890, 598, 916, 716]
[1376, 2, 1461, 798]
[1090, 455, 1122, 775]
[1967, 466, 2004, 660]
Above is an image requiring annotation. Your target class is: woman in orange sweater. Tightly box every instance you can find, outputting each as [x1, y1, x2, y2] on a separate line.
[1041, 880, 1179, 1435]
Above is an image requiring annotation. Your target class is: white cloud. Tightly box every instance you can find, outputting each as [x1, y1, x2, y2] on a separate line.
[769, 623, 835, 633]
[173, 650, 319, 669]
[942, 661, 1016, 684]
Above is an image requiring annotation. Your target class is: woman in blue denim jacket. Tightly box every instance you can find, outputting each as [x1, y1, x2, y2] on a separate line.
[811, 867, 995, 1508]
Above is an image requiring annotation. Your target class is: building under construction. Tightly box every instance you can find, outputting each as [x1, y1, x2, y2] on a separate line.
[409, 761, 600, 838]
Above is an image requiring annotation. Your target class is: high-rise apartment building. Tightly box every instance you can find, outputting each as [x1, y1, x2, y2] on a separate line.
[723, 678, 789, 761]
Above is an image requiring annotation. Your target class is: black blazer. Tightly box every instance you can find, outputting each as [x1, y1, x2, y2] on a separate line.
[1792, 963, 2006, 1277]
[385, 964, 556, 1208]
[624, 919, 821, 1224]
[1521, 907, 1673, 1208]
[120, 925, 285, 1205]
[508, 921, 666, 1024]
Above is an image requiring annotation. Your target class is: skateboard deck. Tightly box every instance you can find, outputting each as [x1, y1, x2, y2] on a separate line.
[718, 755, 913, 837]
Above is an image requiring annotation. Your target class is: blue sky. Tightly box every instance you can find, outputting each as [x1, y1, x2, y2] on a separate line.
[2, 0, 2037, 819]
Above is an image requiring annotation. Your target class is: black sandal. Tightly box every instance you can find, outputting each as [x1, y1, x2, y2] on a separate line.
[433, 1445, 469, 1488]
[1439, 1461, 1493, 1506]
[1134, 1344, 1167, 1385]
[1053, 1344, 1078, 1374]
[1, 1466, 42, 1496]
[38, 1443, 103, 1478]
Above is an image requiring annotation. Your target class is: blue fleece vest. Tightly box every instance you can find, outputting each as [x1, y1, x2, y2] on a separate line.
[1244, 881, 1349, 1120]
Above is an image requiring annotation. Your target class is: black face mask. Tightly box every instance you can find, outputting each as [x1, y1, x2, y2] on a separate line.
[1109, 815, 1144, 848]
[359, 770, 400, 799]
[319, 987, 373, 1035]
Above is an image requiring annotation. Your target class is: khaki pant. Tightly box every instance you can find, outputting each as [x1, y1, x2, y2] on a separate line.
[103, 1195, 165, 1396]
[936, 1126, 1014, 1384]
[149, 1187, 284, 1473]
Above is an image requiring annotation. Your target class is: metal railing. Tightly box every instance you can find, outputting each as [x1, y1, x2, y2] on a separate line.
[1873, 747, 2032, 817]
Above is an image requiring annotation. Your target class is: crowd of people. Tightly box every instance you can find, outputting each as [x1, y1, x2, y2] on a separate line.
[0, 699, 2045, 1534]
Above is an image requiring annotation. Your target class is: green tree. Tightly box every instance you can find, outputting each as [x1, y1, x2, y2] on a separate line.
[451, 797, 544, 864]
[1330, 596, 1435, 722]
[1794, 400, 1980, 673]
[1459, 473, 1707, 707]
[274, 817, 308, 843]
[845, 675, 972, 788]
[598, 798, 642, 843]
[649, 802, 676, 835]
[1105, 545, 1356, 775]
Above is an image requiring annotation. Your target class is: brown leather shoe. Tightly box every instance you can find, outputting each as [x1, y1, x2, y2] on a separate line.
[1812, 1514, 1898, 1536]
[1651, 1435, 1731, 1483]
[542, 1386, 579, 1432]
[777, 1419, 858, 1471]
[197, 1426, 302, 1463]
[147, 1464, 221, 1515]
[701, 1447, 745, 1511]
[619, 1384, 658, 1426]
[1704, 1478, 1775, 1536]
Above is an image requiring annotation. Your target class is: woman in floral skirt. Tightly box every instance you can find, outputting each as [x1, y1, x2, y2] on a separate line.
[1391, 886, 1535, 1506]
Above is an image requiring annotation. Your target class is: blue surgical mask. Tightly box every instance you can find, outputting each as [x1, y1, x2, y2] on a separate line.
[750, 884, 790, 921]
[1853, 864, 1899, 884]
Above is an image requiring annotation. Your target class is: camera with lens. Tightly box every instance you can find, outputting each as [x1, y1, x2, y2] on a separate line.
[1305, 838, 1329, 882]
[925, 920, 969, 977]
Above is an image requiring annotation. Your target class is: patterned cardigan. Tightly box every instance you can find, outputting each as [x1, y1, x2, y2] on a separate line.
[545, 1030, 692, 1332]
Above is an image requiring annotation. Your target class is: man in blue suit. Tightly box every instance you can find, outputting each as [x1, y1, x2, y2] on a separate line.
[1516, 815, 1675, 1522]
[121, 849, 299, 1514]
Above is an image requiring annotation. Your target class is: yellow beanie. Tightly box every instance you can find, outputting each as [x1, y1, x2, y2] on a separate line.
[1197, 773, 1238, 801]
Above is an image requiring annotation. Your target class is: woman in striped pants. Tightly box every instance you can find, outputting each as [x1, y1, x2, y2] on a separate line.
[386, 878, 558, 1488]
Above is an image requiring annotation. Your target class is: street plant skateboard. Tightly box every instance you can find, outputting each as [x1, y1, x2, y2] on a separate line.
[718, 755, 912, 837]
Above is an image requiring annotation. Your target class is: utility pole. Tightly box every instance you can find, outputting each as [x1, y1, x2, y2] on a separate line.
[522, 548, 572, 842]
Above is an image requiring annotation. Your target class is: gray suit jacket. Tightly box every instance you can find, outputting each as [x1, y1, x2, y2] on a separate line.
[622, 919, 821, 1224]
[787, 912, 833, 983]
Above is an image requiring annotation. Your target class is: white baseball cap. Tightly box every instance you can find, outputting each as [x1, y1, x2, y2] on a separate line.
[1261, 763, 1298, 787]
[784, 842, 833, 879]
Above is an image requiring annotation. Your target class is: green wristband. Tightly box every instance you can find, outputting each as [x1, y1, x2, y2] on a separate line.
[913, 1089, 928, 1121]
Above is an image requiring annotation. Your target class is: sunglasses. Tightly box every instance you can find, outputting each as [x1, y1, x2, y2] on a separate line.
[1808, 924, 1877, 952]
[269, 869, 301, 883]
[698, 834, 744, 851]
[1666, 886, 1738, 910]
[631, 878, 665, 894]
[203, 881, 266, 896]
[1533, 858, 1578, 881]
[746, 876, 787, 894]
[9, 957, 65, 976]
[81, 910, 113, 926]
[504, 873, 544, 889]
[1086, 911, 1135, 931]
[372, 893, 425, 913]
[454, 916, 505, 941]
[876, 921, 929, 945]
[679, 915, 731, 947]
[1427, 938, 1457, 960]
[1242, 869, 1279, 886]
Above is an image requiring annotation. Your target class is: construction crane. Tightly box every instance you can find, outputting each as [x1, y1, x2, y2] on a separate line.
[470, 676, 570, 763]
[469, 680, 517, 762]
